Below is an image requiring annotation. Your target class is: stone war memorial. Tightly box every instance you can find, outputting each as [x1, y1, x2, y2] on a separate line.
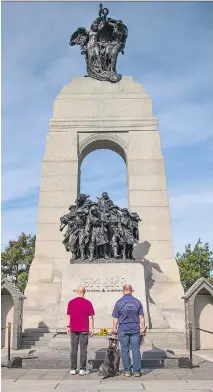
[23, 4, 186, 348]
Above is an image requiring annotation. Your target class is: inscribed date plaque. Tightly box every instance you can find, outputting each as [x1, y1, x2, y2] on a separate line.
[59, 263, 147, 330]
[79, 276, 127, 291]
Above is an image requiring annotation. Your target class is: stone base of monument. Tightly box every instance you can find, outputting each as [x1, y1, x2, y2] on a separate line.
[57, 262, 148, 330]
[22, 259, 186, 365]
[57, 261, 170, 331]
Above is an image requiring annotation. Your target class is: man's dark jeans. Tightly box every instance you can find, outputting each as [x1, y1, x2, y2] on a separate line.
[118, 332, 141, 373]
[70, 332, 89, 370]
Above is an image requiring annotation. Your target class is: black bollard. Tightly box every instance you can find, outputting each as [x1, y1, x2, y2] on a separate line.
[189, 322, 193, 368]
[7, 322, 11, 362]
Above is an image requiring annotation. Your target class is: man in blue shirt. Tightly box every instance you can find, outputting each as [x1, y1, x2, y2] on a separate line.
[112, 284, 146, 377]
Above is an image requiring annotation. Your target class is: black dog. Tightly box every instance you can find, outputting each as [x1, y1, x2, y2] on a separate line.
[99, 337, 120, 379]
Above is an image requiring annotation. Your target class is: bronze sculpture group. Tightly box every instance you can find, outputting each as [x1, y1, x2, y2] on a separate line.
[66, 5, 137, 262]
[60, 193, 141, 263]
[69, 3, 128, 83]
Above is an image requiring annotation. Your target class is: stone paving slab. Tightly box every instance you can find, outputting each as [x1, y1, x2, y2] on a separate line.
[150, 369, 181, 380]
[1, 369, 28, 380]
[142, 380, 213, 391]
[142, 388, 210, 391]
[2, 379, 213, 392]
[55, 385, 144, 391]
[195, 370, 213, 380]
[196, 350, 213, 362]
[186, 381, 213, 389]
[17, 369, 49, 380]
[2, 367, 213, 381]
[41, 369, 69, 380]
[2, 368, 213, 392]
[199, 362, 213, 370]
[1, 380, 59, 392]
[172, 369, 205, 380]
[142, 389, 212, 392]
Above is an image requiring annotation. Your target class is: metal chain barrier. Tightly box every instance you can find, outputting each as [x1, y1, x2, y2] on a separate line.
[187, 323, 213, 369]
[195, 327, 213, 334]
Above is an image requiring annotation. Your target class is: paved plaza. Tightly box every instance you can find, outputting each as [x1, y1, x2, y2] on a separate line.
[2, 349, 213, 391]
[2, 362, 213, 392]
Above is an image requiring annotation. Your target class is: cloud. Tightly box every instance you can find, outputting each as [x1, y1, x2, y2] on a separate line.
[170, 181, 213, 220]
[158, 101, 213, 148]
[2, 164, 40, 204]
[1, 207, 37, 249]
[169, 178, 213, 254]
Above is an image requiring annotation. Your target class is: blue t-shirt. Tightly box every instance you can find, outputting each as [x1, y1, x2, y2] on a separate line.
[112, 294, 144, 333]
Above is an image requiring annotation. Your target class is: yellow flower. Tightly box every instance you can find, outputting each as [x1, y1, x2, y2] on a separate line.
[98, 328, 109, 336]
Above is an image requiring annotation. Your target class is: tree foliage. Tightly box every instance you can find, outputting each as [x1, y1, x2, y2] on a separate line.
[1, 233, 36, 293]
[176, 238, 213, 291]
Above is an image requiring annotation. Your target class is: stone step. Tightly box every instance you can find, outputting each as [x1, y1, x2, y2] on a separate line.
[22, 337, 40, 342]
[23, 328, 50, 333]
[22, 334, 55, 342]
[48, 335, 110, 348]
[21, 356, 185, 369]
[21, 341, 52, 348]
[22, 332, 55, 337]
[35, 339, 151, 351]
[21, 332, 56, 348]
[19, 331, 189, 370]
[20, 341, 187, 369]
[21, 331, 185, 351]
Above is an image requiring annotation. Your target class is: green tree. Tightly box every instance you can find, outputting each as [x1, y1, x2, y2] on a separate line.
[176, 238, 213, 291]
[1, 233, 36, 293]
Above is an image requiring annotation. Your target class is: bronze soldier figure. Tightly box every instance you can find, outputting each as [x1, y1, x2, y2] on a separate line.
[120, 208, 136, 260]
[69, 210, 87, 262]
[97, 192, 114, 213]
[109, 205, 122, 259]
[85, 203, 110, 261]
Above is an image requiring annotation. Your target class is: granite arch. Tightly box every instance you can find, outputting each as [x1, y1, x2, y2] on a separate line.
[78, 133, 128, 198]
[78, 133, 128, 164]
[183, 278, 213, 350]
[1, 278, 25, 350]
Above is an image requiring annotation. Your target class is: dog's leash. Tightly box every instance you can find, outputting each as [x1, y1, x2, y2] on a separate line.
[140, 326, 148, 346]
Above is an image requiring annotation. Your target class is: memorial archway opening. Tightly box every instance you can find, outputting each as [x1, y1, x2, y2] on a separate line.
[79, 139, 128, 207]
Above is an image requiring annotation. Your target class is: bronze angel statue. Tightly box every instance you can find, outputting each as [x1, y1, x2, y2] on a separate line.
[69, 4, 128, 83]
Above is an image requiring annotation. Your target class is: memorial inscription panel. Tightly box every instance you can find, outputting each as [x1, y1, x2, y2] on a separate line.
[58, 263, 147, 330]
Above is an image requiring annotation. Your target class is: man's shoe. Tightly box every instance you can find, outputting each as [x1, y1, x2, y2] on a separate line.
[134, 372, 142, 377]
[79, 369, 89, 376]
[123, 371, 131, 377]
[70, 369, 76, 375]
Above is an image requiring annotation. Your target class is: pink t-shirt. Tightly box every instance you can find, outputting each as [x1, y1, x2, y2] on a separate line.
[67, 297, 95, 332]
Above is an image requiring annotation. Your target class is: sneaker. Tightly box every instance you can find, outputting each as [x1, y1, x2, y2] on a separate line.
[79, 369, 89, 376]
[134, 372, 142, 377]
[123, 371, 131, 377]
[70, 369, 77, 375]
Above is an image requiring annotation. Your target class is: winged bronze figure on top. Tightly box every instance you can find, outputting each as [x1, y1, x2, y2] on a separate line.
[69, 3, 128, 83]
